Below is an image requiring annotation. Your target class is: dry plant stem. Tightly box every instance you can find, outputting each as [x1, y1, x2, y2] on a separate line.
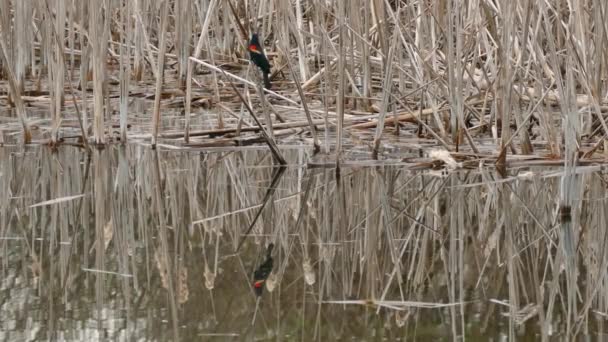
[134, 8, 159, 80]
[206, 38, 222, 127]
[151, 150, 179, 341]
[67, 66, 91, 152]
[164, 119, 328, 139]
[256, 82, 273, 139]
[43, 1, 89, 149]
[90, 0, 107, 145]
[376, 177, 450, 310]
[498, 0, 516, 152]
[301, 58, 337, 91]
[192, 0, 219, 60]
[184, 59, 193, 143]
[176, 0, 193, 85]
[49, 0, 66, 144]
[390, 94, 450, 150]
[219, 68, 286, 165]
[350, 100, 451, 130]
[373, 31, 398, 154]
[151, 0, 170, 148]
[0, 28, 31, 143]
[499, 85, 553, 156]
[13, 1, 31, 91]
[119, 0, 132, 143]
[446, 0, 464, 145]
[189, 57, 299, 106]
[225, 0, 248, 41]
[216, 103, 254, 127]
[315, 28, 364, 98]
[77, 3, 89, 133]
[236, 65, 255, 123]
[336, 0, 346, 162]
[236, 166, 286, 251]
[512, 1, 534, 154]
[284, 1, 309, 82]
[282, 46, 321, 152]
[372, 0, 387, 57]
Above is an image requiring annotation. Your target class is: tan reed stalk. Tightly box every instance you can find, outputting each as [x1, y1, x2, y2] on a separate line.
[151, 0, 170, 148]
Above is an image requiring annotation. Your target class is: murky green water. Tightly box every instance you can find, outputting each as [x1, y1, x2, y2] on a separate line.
[1, 145, 608, 341]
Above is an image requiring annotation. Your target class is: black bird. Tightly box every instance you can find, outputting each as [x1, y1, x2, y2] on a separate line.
[252, 243, 274, 296]
[248, 34, 272, 89]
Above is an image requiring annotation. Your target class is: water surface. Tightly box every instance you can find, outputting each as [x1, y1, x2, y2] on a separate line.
[1, 145, 607, 341]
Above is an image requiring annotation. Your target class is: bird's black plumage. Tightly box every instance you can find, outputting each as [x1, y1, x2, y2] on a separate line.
[252, 243, 274, 296]
[248, 34, 272, 89]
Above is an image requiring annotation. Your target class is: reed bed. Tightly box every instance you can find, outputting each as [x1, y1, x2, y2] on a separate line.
[1, 145, 608, 340]
[2, 0, 608, 340]
[0, 1, 607, 167]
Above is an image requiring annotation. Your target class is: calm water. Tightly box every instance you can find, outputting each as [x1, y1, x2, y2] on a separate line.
[1, 145, 607, 341]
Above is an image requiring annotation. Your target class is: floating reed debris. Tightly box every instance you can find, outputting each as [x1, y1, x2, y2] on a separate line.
[1, 1, 608, 165]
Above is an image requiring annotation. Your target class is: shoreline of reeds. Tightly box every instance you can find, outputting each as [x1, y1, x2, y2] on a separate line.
[1, 1, 607, 171]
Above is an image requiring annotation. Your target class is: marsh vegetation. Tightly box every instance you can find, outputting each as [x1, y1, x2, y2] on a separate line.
[1, 0, 608, 340]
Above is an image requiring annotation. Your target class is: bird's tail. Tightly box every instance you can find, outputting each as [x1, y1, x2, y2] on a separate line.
[266, 243, 274, 258]
[263, 72, 271, 89]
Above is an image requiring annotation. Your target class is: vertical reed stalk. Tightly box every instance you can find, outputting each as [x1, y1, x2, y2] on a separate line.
[373, 31, 398, 154]
[184, 59, 193, 143]
[151, 0, 170, 148]
[51, 0, 66, 144]
[90, 0, 107, 145]
[119, 0, 132, 143]
[176, 0, 193, 87]
[0, 27, 31, 143]
[336, 0, 346, 161]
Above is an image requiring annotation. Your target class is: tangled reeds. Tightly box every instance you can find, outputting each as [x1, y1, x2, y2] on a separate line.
[0, 1, 606, 168]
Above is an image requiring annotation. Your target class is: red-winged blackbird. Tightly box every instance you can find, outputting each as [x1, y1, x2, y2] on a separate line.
[248, 34, 272, 89]
[252, 243, 274, 296]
